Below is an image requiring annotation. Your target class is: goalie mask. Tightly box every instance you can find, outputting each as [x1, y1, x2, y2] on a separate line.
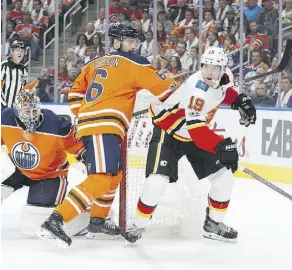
[13, 87, 41, 133]
[108, 23, 139, 53]
[10, 39, 26, 64]
[201, 47, 228, 88]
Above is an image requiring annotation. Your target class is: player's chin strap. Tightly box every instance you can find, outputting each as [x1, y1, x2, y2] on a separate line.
[239, 165, 292, 202]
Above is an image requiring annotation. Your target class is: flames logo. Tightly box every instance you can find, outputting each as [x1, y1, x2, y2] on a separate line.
[11, 142, 40, 170]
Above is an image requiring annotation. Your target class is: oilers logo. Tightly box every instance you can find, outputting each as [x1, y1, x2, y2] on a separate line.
[11, 142, 40, 170]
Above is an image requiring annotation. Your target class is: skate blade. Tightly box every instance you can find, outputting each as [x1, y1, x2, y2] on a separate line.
[203, 231, 237, 243]
[35, 228, 70, 249]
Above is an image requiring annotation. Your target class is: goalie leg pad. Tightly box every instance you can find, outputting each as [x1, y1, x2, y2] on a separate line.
[134, 174, 169, 228]
[1, 146, 16, 183]
[1, 184, 14, 200]
[208, 167, 235, 222]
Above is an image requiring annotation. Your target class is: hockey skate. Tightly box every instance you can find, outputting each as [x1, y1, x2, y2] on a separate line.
[86, 217, 121, 238]
[37, 212, 72, 248]
[203, 208, 238, 243]
[123, 225, 146, 243]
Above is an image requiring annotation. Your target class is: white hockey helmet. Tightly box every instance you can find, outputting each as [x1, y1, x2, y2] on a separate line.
[201, 47, 228, 67]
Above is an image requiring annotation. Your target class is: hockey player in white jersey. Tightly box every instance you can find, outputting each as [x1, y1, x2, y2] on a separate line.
[123, 47, 256, 243]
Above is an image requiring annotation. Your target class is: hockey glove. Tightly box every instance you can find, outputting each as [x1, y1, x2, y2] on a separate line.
[231, 93, 256, 127]
[215, 138, 239, 173]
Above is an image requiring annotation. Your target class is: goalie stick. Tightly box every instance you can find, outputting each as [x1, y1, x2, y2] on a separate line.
[239, 165, 292, 202]
[243, 39, 292, 83]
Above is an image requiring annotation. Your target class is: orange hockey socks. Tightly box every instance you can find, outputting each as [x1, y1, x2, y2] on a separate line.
[90, 171, 122, 218]
[55, 173, 111, 222]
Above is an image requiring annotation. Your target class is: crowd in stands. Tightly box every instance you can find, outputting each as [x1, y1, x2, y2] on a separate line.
[2, 0, 292, 107]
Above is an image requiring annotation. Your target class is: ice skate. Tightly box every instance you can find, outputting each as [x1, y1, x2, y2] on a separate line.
[37, 212, 72, 248]
[86, 217, 121, 238]
[123, 225, 146, 243]
[203, 208, 238, 243]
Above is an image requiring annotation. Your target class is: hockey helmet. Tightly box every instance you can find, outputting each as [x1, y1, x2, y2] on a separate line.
[201, 47, 228, 67]
[14, 81, 41, 133]
[108, 23, 138, 39]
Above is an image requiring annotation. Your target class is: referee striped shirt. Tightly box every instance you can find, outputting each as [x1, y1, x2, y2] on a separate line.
[1, 58, 28, 108]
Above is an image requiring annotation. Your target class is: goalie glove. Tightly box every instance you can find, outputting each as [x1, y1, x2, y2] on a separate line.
[231, 93, 256, 127]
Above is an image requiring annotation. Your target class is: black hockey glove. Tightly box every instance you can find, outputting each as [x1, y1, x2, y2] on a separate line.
[231, 93, 256, 127]
[215, 138, 239, 173]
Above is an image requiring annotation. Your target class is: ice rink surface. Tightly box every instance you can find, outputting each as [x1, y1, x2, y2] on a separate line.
[1, 176, 292, 270]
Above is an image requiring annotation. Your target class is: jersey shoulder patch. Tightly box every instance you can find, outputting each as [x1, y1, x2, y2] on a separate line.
[195, 80, 209, 92]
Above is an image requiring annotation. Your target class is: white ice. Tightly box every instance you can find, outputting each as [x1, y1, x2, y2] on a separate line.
[1, 177, 292, 270]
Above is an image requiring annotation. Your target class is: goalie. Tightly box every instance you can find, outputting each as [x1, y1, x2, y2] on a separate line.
[1, 86, 85, 235]
[123, 47, 257, 243]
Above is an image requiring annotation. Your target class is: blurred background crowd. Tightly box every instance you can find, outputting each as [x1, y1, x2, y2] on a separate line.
[1, 0, 292, 108]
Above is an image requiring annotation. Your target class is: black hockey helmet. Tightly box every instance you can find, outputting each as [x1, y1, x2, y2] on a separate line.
[108, 23, 138, 39]
[10, 39, 25, 51]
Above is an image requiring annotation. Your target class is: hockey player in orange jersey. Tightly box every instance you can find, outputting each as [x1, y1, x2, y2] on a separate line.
[38, 23, 179, 248]
[1, 86, 85, 235]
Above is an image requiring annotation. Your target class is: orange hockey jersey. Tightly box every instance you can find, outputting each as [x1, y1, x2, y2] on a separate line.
[1, 108, 84, 180]
[68, 51, 178, 140]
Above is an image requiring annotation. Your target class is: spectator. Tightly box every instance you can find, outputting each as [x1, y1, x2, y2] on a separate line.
[76, 58, 85, 73]
[5, 21, 19, 56]
[141, 8, 150, 33]
[85, 22, 97, 46]
[243, 0, 263, 22]
[50, 57, 68, 83]
[23, 0, 34, 13]
[74, 34, 88, 60]
[94, 7, 106, 36]
[258, 0, 279, 36]
[204, 31, 222, 52]
[66, 48, 77, 70]
[109, 0, 127, 23]
[10, 0, 24, 25]
[187, 46, 199, 72]
[157, 10, 174, 34]
[60, 67, 79, 102]
[140, 30, 154, 62]
[224, 34, 239, 68]
[216, 0, 229, 23]
[243, 49, 269, 78]
[36, 67, 54, 102]
[31, 0, 49, 29]
[185, 27, 198, 54]
[157, 22, 168, 44]
[278, 76, 292, 108]
[161, 29, 178, 60]
[251, 82, 276, 107]
[15, 9, 40, 60]
[202, 11, 214, 36]
[170, 0, 188, 24]
[127, 0, 143, 20]
[131, 20, 146, 42]
[204, 0, 216, 18]
[165, 55, 183, 79]
[174, 41, 192, 71]
[177, 9, 195, 30]
[91, 33, 105, 56]
[283, 0, 292, 24]
[118, 11, 132, 26]
[245, 20, 271, 59]
[223, 7, 240, 38]
[84, 46, 98, 64]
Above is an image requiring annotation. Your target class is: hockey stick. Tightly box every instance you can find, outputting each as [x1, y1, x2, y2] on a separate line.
[243, 39, 292, 83]
[239, 165, 292, 202]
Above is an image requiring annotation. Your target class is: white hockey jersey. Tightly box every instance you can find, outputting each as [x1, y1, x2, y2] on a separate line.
[149, 70, 237, 153]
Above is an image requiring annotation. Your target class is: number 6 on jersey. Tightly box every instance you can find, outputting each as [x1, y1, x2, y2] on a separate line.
[85, 68, 108, 103]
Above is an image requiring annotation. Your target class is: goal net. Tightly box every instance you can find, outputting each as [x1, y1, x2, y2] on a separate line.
[117, 91, 211, 238]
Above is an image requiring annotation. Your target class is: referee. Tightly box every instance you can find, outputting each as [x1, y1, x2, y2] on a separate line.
[1, 39, 28, 109]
